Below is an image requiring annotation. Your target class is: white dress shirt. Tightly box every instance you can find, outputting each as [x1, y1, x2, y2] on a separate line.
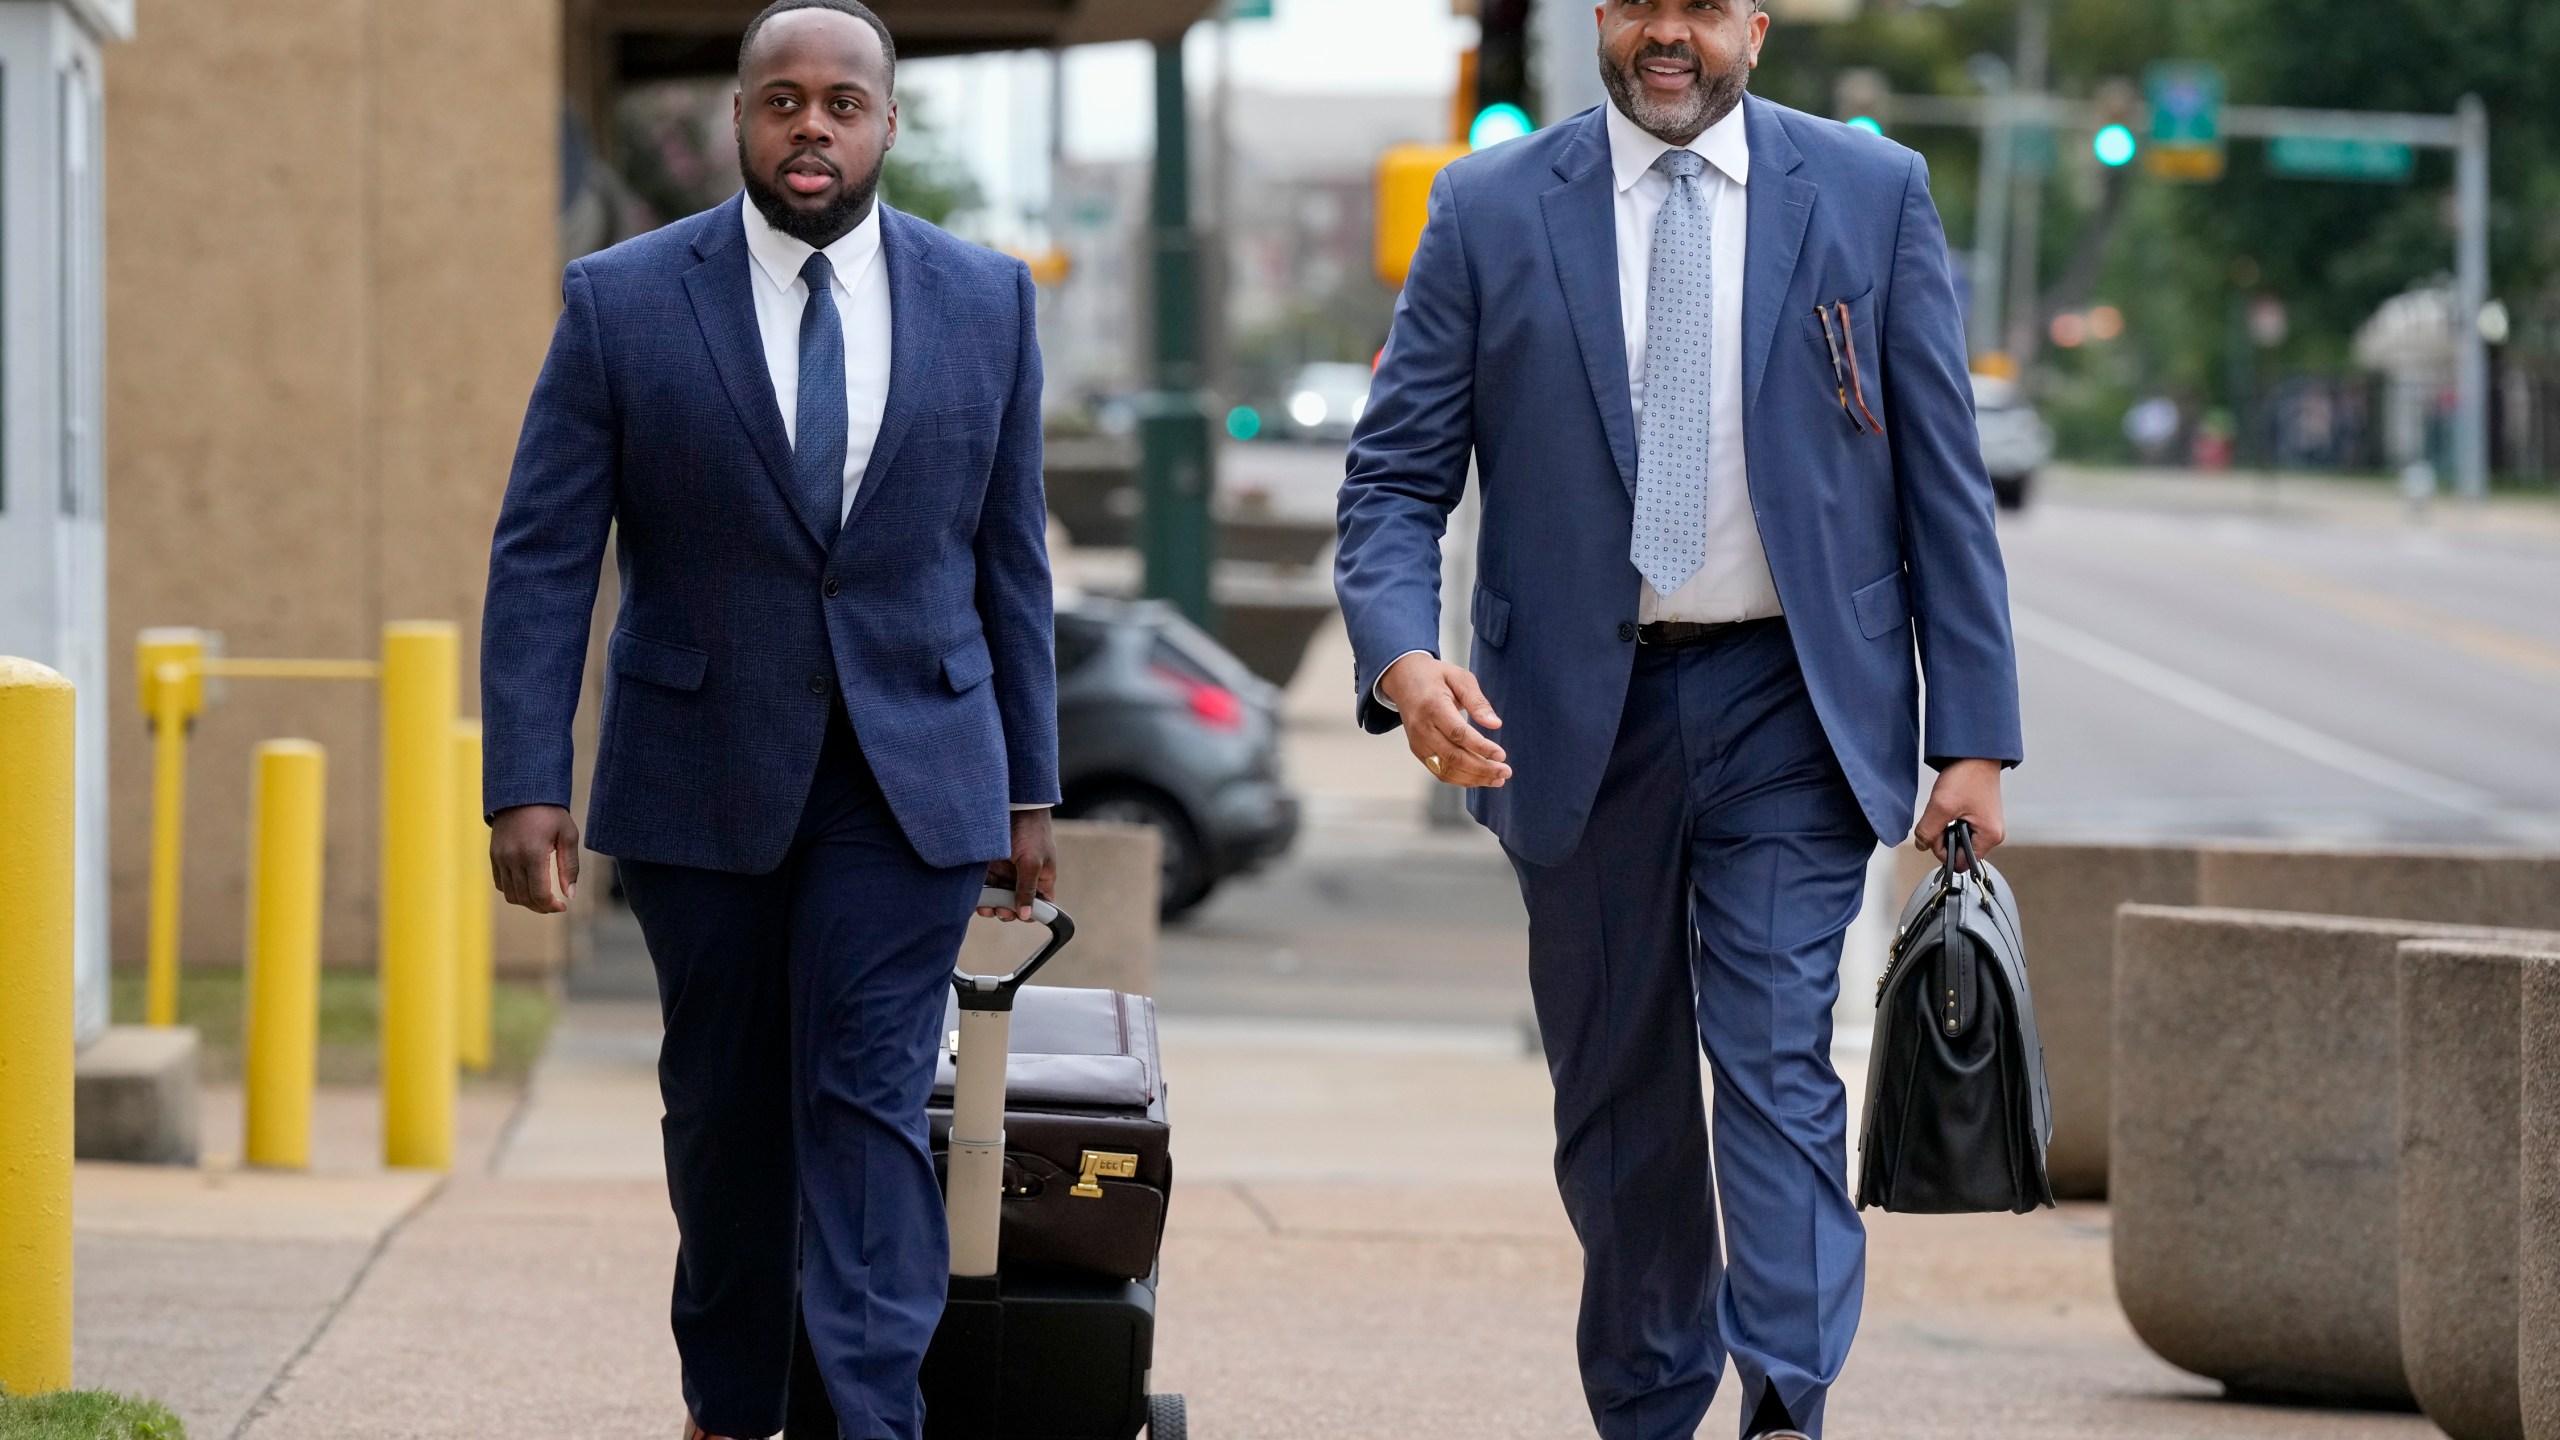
[1376, 101, 1783, 711]
[740, 195, 894, 523]
[1606, 99, 1783, 625]
[745, 199, 1043, 816]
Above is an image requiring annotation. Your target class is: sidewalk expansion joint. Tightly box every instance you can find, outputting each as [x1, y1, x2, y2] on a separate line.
[224, 1173, 447, 1440]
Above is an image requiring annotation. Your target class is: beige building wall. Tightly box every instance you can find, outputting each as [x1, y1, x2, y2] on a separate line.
[106, 0, 567, 975]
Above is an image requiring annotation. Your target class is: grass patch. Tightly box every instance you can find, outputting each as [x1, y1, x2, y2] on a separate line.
[0, 1389, 185, 1439]
[110, 966, 558, 1086]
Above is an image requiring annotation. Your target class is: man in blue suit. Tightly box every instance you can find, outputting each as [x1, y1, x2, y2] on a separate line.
[479, 4, 1056, 1436]
[1337, 3, 2021, 1436]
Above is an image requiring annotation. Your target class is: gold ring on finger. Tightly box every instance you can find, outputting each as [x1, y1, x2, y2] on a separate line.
[1426, 755, 1443, 773]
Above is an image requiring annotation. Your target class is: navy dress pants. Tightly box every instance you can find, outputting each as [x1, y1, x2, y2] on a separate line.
[618, 703, 984, 1440]
[1508, 621, 1874, 1440]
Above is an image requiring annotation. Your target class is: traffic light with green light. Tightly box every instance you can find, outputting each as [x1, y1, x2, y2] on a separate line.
[1471, 103, 1533, 150]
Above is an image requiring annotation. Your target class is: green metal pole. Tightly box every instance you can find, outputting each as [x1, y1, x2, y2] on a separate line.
[1140, 37, 1217, 631]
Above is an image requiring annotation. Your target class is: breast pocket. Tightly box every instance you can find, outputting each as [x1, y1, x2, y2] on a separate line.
[1800, 285, 1884, 435]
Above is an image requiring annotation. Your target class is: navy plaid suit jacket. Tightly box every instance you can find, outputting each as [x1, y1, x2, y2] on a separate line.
[482, 195, 1057, 873]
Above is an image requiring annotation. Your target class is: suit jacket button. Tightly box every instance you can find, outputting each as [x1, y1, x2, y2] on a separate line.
[823, 578, 841, 598]
[807, 674, 831, 696]
[1618, 622, 1636, 642]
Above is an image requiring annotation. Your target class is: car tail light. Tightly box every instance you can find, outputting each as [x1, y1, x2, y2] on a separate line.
[1152, 664, 1246, 732]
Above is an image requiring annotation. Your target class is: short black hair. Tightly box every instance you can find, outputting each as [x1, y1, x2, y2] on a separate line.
[738, 0, 896, 92]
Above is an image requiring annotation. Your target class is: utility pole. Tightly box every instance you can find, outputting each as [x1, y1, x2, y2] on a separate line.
[1139, 38, 1217, 630]
[1210, 1, 1237, 405]
[2001, 0, 2051, 365]
[1965, 53, 2014, 363]
[2454, 94, 2490, 501]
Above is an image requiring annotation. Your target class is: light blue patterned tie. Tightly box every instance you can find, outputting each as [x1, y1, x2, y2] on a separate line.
[795, 251, 849, 536]
[1633, 148, 1712, 596]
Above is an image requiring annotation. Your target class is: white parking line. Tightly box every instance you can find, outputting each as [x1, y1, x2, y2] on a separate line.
[2011, 605, 2502, 817]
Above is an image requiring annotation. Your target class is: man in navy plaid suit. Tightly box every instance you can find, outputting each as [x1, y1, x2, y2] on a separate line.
[478, 4, 1056, 1436]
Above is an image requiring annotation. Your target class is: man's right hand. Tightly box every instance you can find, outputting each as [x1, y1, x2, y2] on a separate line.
[1379, 653, 1510, 788]
[491, 803, 580, 914]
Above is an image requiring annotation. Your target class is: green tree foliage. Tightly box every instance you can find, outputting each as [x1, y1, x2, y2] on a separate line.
[879, 94, 984, 229]
[1746, 1, 2560, 461]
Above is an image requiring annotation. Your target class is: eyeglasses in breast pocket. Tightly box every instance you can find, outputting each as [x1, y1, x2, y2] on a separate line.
[1808, 296, 1885, 438]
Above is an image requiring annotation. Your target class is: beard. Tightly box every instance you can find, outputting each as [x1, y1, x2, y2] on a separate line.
[738, 136, 884, 248]
[1599, 39, 1752, 145]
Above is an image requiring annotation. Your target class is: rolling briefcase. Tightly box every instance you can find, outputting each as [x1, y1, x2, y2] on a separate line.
[925, 984, 1172, 1283]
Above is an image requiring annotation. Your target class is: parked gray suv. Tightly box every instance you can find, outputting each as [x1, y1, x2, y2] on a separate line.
[1054, 597, 1301, 916]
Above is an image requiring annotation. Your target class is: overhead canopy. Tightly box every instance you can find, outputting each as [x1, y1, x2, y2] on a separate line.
[582, 0, 1216, 89]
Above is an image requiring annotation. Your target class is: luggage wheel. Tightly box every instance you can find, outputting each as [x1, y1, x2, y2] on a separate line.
[1147, 1392, 1187, 1438]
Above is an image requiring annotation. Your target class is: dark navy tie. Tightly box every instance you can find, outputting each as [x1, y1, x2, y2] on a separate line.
[795, 251, 849, 534]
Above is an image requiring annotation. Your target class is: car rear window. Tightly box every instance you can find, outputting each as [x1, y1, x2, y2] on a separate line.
[1055, 615, 1109, 677]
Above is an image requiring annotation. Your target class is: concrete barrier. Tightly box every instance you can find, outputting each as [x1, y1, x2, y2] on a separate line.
[73, 1025, 201, 1165]
[2524, 956, 2560, 1440]
[958, 820, 1161, 995]
[2202, 846, 2560, 932]
[2112, 906, 2558, 1406]
[2398, 940, 2556, 1440]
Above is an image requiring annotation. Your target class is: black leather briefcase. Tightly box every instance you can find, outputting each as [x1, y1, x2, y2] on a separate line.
[1856, 821, 2056, 1214]
[926, 985, 1171, 1282]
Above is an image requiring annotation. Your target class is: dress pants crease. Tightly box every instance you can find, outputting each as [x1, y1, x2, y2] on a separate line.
[1510, 624, 1872, 1440]
[621, 703, 983, 1440]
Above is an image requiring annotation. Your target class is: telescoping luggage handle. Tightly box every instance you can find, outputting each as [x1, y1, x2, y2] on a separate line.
[948, 888, 1077, 1282]
[953, 887, 1077, 1013]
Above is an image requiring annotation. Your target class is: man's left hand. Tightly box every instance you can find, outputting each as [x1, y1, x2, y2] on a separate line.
[981, 808, 1058, 920]
[1914, 758, 2006, 867]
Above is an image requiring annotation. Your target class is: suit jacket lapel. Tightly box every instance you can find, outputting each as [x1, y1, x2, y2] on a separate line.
[1741, 95, 1816, 419]
[682, 196, 833, 550]
[1540, 111, 1638, 500]
[838, 207, 944, 537]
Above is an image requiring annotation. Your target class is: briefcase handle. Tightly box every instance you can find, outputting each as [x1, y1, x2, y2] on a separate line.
[953, 887, 1078, 1011]
[1936, 818, 1979, 881]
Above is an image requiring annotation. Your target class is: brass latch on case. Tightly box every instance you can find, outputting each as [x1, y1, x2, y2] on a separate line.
[1072, 1150, 1138, 1199]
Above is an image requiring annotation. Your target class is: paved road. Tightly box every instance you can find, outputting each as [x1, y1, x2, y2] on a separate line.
[1163, 455, 2560, 1026]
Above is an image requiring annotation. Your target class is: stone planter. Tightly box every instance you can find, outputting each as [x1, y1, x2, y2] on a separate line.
[2111, 906, 2553, 1405]
[2398, 940, 2557, 1440]
[2522, 955, 2560, 1440]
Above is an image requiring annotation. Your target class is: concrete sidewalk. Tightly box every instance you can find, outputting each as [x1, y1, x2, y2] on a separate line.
[73, 993, 2441, 1439]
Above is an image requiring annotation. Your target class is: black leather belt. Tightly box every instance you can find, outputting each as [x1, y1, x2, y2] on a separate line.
[1637, 617, 1776, 647]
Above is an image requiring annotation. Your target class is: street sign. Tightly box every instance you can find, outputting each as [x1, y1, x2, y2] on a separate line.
[2144, 61, 2226, 183]
[2146, 62, 2223, 144]
[2267, 135, 2415, 183]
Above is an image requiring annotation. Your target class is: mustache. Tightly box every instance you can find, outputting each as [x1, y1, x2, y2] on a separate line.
[1633, 41, 1698, 68]
[777, 148, 840, 178]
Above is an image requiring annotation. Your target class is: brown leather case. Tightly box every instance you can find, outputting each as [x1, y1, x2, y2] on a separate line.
[927, 986, 1170, 1282]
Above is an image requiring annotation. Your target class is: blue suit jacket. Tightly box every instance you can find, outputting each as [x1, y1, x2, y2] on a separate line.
[483, 196, 1057, 873]
[1336, 98, 2022, 866]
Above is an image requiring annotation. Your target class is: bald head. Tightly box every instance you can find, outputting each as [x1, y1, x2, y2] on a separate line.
[739, 0, 895, 92]
[733, 0, 898, 247]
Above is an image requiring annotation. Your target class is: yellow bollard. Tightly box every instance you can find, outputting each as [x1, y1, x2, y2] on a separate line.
[379, 622, 458, 1170]
[243, 740, 326, 1170]
[0, 658, 76, 1394]
[453, 721, 492, 1075]
[137, 628, 206, 1026]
